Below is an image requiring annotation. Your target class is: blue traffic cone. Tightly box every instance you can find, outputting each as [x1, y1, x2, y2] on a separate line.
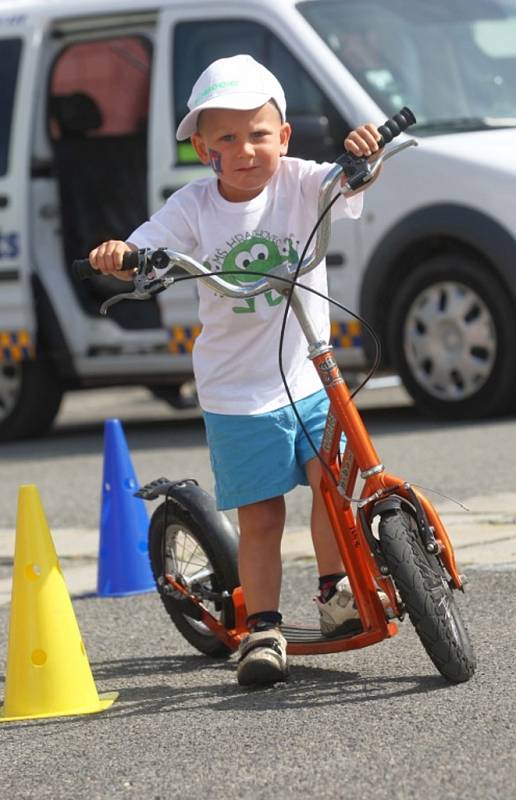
[97, 419, 155, 597]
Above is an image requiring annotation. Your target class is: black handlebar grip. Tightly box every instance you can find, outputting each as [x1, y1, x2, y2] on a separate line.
[72, 250, 140, 280]
[122, 250, 140, 270]
[377, 106, 416, 148]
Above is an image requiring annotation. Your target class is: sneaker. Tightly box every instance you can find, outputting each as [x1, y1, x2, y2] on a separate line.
[237, 628, 288, 686]
[315, 576, 392, 638]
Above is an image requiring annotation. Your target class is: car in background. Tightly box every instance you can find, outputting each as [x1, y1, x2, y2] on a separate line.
[1, 0, 516, 439]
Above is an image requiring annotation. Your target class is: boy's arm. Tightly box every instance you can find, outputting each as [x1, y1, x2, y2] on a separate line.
[88, 189, 199, 279]
[88, 240, 139, 281]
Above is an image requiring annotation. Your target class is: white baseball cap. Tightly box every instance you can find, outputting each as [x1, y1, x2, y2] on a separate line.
[176, 54, 287, 141]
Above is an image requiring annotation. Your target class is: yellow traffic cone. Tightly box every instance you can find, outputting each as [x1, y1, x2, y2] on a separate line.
[0, 485, 118, 722]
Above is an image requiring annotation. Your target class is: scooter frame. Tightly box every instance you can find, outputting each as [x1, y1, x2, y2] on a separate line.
[139, 339, 463, 657]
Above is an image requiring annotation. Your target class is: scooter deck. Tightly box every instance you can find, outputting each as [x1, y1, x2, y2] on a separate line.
[281, 622, 398, 655]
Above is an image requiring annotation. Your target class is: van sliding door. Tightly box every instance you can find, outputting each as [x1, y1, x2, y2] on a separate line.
[0, 19, 39, 414]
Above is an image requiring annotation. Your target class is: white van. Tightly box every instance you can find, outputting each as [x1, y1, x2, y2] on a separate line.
[1, 0, 516, 440]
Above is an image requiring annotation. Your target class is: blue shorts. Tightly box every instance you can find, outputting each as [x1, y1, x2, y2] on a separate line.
[203, 389, 333, 510]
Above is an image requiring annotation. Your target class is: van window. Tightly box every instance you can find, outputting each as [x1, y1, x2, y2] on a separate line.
[50, 37, 151, 139]
[173, 20, 348, 163]
[299, 0, 516, 133]
[0, 38, 22, 176]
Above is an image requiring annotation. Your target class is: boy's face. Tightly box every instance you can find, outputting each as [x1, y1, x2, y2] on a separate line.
[191, 102, 291, 202]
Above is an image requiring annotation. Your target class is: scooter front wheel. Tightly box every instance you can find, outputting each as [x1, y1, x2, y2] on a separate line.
[379, 508, 476, 683]
[148, 491, 240, 658]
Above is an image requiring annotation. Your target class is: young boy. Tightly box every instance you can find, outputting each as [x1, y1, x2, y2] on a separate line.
[89, 54, 385, 687]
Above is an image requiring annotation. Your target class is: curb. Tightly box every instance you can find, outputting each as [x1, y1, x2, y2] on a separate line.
[0, 493, 515, 605]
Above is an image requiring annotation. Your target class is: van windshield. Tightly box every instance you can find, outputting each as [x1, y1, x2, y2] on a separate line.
[298, 0, 516, 133]
[0, 39, 22, 175]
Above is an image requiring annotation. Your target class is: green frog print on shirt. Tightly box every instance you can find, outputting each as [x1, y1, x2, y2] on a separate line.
[205, 235, 299, 313]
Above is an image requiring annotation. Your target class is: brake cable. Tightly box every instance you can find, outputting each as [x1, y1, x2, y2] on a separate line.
[276, 186, 382, 481]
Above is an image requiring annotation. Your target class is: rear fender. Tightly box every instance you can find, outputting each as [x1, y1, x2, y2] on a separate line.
[136, 477, 239, 555]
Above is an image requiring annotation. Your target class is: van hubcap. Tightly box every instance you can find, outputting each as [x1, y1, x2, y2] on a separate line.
[403, 281, 496, 401]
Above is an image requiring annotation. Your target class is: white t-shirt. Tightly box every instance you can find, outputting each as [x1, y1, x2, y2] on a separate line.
[128, 156, 362, 415]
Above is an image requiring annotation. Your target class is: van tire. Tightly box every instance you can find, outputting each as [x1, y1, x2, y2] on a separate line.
[0, 359, 63, 442]
[388, 254, 516, 419]
[150, 382, 198, 409]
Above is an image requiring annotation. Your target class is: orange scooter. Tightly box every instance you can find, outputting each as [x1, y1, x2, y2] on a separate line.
[73, 109, 476, 683]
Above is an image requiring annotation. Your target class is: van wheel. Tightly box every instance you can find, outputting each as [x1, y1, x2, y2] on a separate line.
[150, 382, 198, 410]
[0, 359, 63, 442]
[388, 254, 516, 419]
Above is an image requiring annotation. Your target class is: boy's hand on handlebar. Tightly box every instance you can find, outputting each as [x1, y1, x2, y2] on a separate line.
[88, 240, 138, 281]
[341, 123, 383, 195]
[344, 124, 382, 158]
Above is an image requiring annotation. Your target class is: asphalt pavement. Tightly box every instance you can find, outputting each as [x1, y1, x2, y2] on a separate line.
[1, 386, 515, 799]
[0, 562, 514, 799]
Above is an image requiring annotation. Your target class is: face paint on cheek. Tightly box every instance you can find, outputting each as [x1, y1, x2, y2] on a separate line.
[208, 148, 223, 174]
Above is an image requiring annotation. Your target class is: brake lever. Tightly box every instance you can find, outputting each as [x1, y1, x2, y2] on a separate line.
[99, 249, 176, 315]
[338, 138, 418, 193]
[100, 287, 153, 315]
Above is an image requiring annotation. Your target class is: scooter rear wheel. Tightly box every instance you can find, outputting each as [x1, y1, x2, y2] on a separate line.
[148, 497, 239, 658]
[379, 508, 476, 683]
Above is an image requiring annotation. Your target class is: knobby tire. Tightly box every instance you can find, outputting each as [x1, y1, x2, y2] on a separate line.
[379, 509, 476, 683]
